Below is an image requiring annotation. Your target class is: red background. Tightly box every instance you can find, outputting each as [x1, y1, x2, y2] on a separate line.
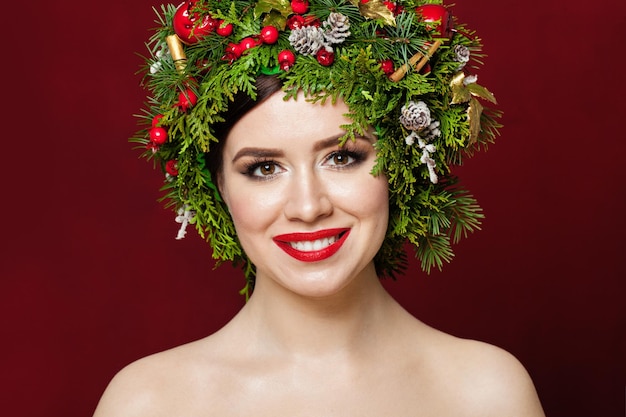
[2, 1, 624, 416]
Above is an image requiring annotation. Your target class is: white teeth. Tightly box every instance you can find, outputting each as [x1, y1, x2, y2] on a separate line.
[290, 235, 338, 252]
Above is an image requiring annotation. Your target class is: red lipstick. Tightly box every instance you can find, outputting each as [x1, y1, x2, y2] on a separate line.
[273, 228, 350, 262]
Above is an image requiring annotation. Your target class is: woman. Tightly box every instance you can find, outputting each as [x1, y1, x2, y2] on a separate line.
[95, 1, 545, 415]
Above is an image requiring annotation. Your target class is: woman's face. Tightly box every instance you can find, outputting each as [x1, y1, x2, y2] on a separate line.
[219, 92, 389, 298]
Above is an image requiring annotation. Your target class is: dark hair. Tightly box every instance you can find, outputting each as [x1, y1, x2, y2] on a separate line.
[207, 75, 283, 180]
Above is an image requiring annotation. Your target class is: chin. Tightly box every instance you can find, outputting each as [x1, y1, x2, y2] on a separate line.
[259, 261, 377, 300]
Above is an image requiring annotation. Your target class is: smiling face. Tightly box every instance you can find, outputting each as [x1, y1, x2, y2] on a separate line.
[219, 92, 389, 298]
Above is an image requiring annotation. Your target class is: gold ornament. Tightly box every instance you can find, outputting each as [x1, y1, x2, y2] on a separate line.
[349, 0, 396, 27]
[166, 34, 188, 73]
[467, 97, 483, 145]
[449, 72, 496, 145]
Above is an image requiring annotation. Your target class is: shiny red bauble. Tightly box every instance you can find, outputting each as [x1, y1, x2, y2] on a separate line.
[215, 21, 233, 36]
[222, 42, 243, 62]
[290, 0, 309, 14]
[260, 26, 279, 44]
[151, 114, 164, 128]
[165, 160, 179, 176]
[150, 127, 168, 145]
[177, 88, 198, 112]
[287, 15, 305, 29]
[278, 50, 296, 70]
[415, 4, 453, 39]
[172, 1, 215, 44]
[316, 49, 335, 66]
[239, 37, 259, 52]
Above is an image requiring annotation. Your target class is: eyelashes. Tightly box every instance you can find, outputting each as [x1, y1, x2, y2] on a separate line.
[241, 147, 369, 180]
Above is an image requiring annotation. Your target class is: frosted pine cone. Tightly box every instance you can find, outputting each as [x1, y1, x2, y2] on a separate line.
[323, 12, 351, 44]
[453, 44, 470, 70]
[289, 26, 328, 56]
[399, 101, 432, 131]
[421, 120, 441, 141]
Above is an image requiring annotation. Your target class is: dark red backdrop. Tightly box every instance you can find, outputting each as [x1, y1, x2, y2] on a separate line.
[2, 1, 624, 416]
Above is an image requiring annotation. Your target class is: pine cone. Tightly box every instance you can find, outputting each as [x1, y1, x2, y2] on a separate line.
[399, 101, 432, 131]
[323, 12, 351, 44]
[289, 26, 327, 56]
[422, 120, 441, 141]
[453, 44, 470, 70]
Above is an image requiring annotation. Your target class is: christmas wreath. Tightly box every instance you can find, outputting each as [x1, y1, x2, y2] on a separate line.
[133, 0, 501, 297]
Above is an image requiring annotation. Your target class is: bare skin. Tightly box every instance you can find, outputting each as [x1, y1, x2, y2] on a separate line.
[94, 93, 545, 417]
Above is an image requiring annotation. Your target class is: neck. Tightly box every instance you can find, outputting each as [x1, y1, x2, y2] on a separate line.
[234, 265, 402, 358]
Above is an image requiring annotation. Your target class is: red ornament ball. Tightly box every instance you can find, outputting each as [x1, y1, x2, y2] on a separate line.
[316, 49, 335, 66]
[177, 88, 198, 112]
[216, 20, 233, 36]
[260, 26, 279, 44]
[150, 127, 168, 145]
[151, 114, 164, 128]
[222, 42, 243, 62]
[287, 15, 305, 29]
[239, 37, 259, 52]
[415, 4, 453, 39]
[290, 0, 309, 14]
[165, 160, 179, 176]
[278, 50, 296, 71]
[383, 1, 396, 13]
[172, 1, 215, 45]
[379, 59, 394, 76]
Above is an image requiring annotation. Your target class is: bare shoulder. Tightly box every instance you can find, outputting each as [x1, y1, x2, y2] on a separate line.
[425, 330, 545, 417]
[92, 339, 219, 417]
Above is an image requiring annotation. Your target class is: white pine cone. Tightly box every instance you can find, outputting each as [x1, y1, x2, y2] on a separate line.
[399, 101, 432, 131]
[289, 26, 327, 56]
[422, 120, 441, 141]
[323, 12, 351, 44]
[453, 44, 470, 70]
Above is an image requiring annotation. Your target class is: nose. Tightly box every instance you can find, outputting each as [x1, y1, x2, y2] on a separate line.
[283, 171, 333, 223]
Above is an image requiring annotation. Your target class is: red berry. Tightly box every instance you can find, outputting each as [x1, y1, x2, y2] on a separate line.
[224, 42, 242, 58]
[380, 59, 394, 75]
[177, 88, 198, 112]
[216, 20, 233, 36]
[278, 50, 296, 70]
[316, 49, 334, 66]
[383, 1, 396, 12]
[239, 37, 258, 52]
[151, 114, 164, 128]
[260, 26, 279, 44]
[290, 0, 309, 14]
[165, 160, 179, 176]
[150, 127, 168, 145]
[287, 15, 305, 29]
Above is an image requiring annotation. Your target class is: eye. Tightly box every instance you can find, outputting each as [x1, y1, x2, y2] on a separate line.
[255, 162, 277, 176]
[244, 159, 283, 179]
[325, 149, 366, 168]
[330, 152, 353, 166]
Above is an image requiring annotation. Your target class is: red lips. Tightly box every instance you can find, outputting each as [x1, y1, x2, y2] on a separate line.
[273, 228, 350, 262]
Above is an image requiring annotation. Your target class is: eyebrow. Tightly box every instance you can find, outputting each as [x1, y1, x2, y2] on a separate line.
[231, 134, 372, 164]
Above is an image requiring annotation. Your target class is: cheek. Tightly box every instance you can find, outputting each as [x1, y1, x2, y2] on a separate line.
[331, 173, 389, 222]
[222, 180, 285, 236]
